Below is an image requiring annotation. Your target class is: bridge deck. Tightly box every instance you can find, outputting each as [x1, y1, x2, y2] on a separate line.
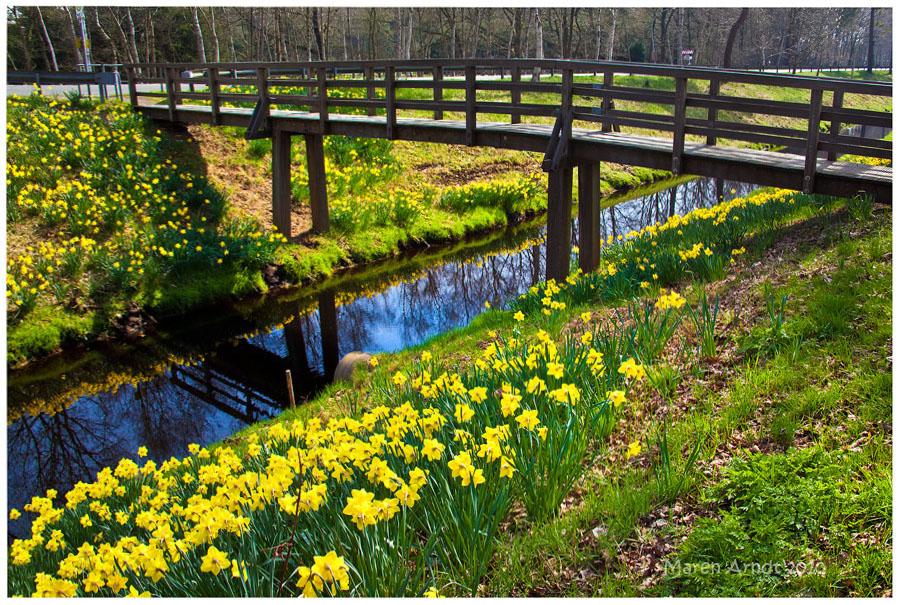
[137, 103, 891, 200]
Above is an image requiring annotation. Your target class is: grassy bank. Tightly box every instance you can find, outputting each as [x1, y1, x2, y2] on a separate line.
[9, 185, 889, 597]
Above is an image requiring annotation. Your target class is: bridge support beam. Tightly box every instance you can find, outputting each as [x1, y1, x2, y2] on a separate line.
[545, 167, 573, 283]
[272, 130, 293, 238]
[305, 133, 330, 233]
[577, 163, 602, 274]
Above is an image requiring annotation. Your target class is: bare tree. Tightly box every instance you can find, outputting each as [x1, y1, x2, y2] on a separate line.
[866, 7, 876, 72]
[532, 8, 543, 81]
[191, 8, 207, 63]
[722, 8, 749, 68]
[607, 9, 618, 61]
[36, 7, 59, 70]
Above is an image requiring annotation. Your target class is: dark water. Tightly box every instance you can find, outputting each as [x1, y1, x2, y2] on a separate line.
[6, 176, 758, 537]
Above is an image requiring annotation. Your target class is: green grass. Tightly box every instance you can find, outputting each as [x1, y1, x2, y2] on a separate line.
[482, 206, 892, 597]
[239, 198, 891, 597]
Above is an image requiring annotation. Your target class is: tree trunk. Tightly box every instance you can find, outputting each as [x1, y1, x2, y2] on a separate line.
[209, 8, 221, 62]
[367, 8, 377, 59]
[343, 7, 351, 60]
[607, 8, 618, 61]
[450, 8, 457, 58]
[312, 7, 326, 60]
[866, 8, 876, 73]
[532, 8, 544, 81]
[722, 8, 749, 68]
[92, 8, 119, 65]
[191, 8, 207, 63]
[677, 8, 685, 65]
[126, 9, 139, 68]
[64, 7, 84, 68]
[36, 7, 59, 71]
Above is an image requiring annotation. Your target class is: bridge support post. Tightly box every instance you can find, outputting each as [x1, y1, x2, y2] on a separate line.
[545, 167, 573, 283]
[305, 133, 330, 233]
[272, 130, 293, 238]
[577, 163, 602, 274]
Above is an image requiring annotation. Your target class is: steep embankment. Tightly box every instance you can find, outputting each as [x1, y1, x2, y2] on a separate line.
[9, 187, 890, 596]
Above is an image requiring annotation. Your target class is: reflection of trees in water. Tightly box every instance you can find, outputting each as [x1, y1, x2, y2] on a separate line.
[7, 377, 241, 537]
[598, 179, 756, 242]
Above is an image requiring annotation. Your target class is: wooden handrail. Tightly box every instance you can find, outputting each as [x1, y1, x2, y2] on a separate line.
[131, 58, 891, 172]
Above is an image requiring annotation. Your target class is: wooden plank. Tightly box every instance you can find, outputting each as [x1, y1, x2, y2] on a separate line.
[671, 77, 687, 175]
[818, 141, 892, 160]
[686, 94, 810, 119]
[121, 59, 894, 96]
[578, 163, 601, 273]
[386, 66, 396, 140]
[305, 133, 329, 233]
[365, 66, 376, 117]
[803, 88, 823, 194]
[706, 78, 719, 145]
[819, 106, 892, 127]
[465, 65, 476, 146]
[433, 65, 443, 120]
[271, 130, 293, 238]
[511, 66, 521, 124]
[546, 167, 573, 283]
[827, 90, 844, 161]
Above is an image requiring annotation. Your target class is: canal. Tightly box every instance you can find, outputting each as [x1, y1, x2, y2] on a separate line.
[7, 176, 758, 537]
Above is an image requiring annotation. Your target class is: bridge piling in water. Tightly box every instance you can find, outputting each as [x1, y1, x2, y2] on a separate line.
[577, 163, 602, 274]
[546, 167, 573, 283]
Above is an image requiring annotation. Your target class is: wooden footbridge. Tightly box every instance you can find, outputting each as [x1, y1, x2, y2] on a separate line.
[124, 59, 892, 281]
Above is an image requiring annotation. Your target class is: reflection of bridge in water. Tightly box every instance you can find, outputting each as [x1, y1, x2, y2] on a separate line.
[171, 291, 340, 422]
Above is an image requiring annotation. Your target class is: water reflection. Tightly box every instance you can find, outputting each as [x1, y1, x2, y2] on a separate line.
[7, 176, 757, 536]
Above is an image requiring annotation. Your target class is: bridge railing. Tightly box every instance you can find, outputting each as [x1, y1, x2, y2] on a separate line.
[125, 59, 891, 190]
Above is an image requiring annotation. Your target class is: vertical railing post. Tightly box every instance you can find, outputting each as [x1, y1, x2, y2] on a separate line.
[316, 66, 328, 132]
[465, 64, 476, 146]
[256, 66, 269, 110]
[706, 78, 719, 146]
[208, 67, 220, 125]
[365, 66, 376, 117]
[126, 66, 138, 109]
[385, 65, 396, 140]
[561, 68, 573, 118]
[164, 67, 176, 122]
[671, 76, 687, 175]
[433, 65, 444, 120]
[827, 89, 844, 161]
[510, 65, 521, 124]
[803, 88, 824, 194]
[601, 70, 614, 132]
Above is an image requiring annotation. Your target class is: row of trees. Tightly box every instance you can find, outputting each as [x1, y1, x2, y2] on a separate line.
[7, 7, 891, 74]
